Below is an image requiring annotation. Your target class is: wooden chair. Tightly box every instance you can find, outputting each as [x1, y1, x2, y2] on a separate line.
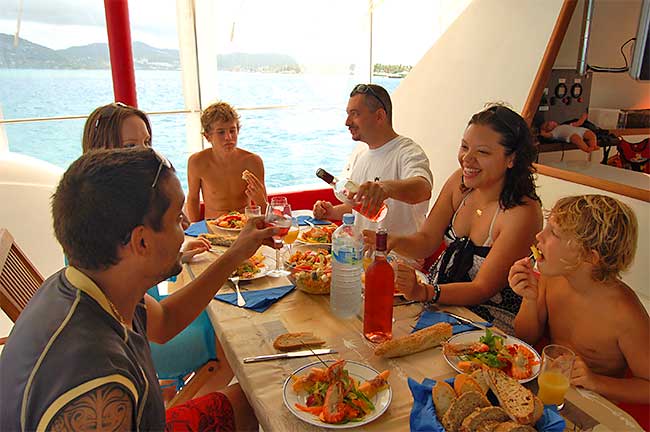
[0, 228, 44, 323]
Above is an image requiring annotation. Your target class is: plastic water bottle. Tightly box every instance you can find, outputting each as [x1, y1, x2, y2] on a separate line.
[330, 213, 363, 318]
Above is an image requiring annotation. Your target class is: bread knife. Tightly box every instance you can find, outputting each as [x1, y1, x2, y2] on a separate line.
[444, 311, 508, 338]
[243, 348, 336, 363]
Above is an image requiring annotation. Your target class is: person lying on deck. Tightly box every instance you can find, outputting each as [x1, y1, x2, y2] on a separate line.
[187, 101, 267, 221]
[509, 194, 649, 404]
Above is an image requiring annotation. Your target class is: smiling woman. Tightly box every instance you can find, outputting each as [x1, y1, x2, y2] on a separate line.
[389, 104, 543, 334]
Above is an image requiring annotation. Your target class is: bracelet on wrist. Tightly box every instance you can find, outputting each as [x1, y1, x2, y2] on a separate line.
[431, 282, 442, 303]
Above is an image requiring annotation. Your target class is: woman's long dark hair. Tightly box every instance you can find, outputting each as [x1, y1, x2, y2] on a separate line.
[466, 104, 540, 209]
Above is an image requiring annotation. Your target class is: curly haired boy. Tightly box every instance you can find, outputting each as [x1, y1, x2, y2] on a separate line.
[509, 195, 649, 404]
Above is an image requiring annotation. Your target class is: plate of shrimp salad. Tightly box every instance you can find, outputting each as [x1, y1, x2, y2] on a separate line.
[283, 359, 392, 428]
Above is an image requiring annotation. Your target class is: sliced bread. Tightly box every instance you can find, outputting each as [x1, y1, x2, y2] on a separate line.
[492, 421, 537, 432]
[441, 391, 490, 432]
[374, 322, 452, 358]
[272, 332, 326, 351]
[460, 406, 510, 432]
[470, 369, 489, 394]
[432, 381, 456, 419]
[456, 375, 484, 396]
[484, 368, 539, 425]
[475, 420, 503, 432]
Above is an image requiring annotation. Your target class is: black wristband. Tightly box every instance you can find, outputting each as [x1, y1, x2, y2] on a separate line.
[431, 282, 442, 303]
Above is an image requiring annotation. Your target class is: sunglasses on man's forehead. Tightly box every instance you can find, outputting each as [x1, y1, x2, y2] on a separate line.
[350, 84, 388, 113]
[94, 102, 130, 130]
[151, 148, 173, 189]
[121, 148, 173, 245]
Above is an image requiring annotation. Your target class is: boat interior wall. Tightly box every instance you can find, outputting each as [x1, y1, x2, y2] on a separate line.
[0, 152, 64, 279]
[392, 0, 565, 202]
[555, 0, 650, 109]
[536, 174, 650, 314]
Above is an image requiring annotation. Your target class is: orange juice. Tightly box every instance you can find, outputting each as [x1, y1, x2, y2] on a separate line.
[284, 228, 299, 244]
[362, 256, 373, 271]
[537, 370, 570, 405]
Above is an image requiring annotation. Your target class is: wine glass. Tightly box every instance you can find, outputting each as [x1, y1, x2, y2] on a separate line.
[245, 204, 261, 218]
[265, 201, 292, 277]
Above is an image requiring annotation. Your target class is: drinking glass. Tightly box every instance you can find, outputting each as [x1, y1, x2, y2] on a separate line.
[265, 201, 292, 277]
[270, 196, 288, 206]
[245, 205, 261, 218]
[537, 344, 575, 409]
[283, 217, 300, 257]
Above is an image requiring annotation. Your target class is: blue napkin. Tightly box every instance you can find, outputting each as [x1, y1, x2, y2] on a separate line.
[296, 215, 332, 226]
[412, 310, 492, 335]
[185, 220, 210, 237]
[408, 377, 565, 432]
[214, 285, 295, 312]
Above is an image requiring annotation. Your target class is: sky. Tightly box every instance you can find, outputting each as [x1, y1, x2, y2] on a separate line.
[0, 0, 470, 65]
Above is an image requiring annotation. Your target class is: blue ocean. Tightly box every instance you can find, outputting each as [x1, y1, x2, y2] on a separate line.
[0, 69, 400, 190]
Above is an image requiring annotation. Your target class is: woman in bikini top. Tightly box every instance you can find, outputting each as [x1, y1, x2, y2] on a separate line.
[375, 104, 543, 333]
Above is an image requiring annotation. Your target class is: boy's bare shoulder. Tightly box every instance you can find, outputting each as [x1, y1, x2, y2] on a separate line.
[238, 148, 263, 163]
[611, 280, 650, 322]
[188, 148, 214, 166]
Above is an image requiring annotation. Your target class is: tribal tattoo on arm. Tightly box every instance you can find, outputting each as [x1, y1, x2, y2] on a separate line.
[49, 383, 133, 431]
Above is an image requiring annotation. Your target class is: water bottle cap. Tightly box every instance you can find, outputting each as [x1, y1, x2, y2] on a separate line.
[342, 213, 355, 224]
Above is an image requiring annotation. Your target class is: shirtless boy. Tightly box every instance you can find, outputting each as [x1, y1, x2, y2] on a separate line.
[509, 195, 649, 404]
[187, 101, 267, 221]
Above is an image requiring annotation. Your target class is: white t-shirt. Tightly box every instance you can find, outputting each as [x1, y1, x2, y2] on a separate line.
[341, 135, 433, 236]
[551, 124, 588, 143]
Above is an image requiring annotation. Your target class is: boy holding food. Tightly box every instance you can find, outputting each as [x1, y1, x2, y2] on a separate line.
[508, 194, 649, 405]
[187, 101, 267, 221]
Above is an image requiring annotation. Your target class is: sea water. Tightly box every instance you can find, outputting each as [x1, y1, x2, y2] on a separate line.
[0, 69, 400, 190]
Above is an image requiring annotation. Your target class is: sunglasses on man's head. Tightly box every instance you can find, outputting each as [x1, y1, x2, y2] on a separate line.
[121, 148, 173, 245]
[150, 148, 173, 189]
[350, 84, 388, 113]
[94, 102, 130, 130]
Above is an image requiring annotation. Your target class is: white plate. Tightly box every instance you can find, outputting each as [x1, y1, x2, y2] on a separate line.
[283, 360, 392, 429]
[237, 264, 268, 281]
[443, 330, 541, 383]
[207, 217, 245, 232]
[296, 230, 332, 246]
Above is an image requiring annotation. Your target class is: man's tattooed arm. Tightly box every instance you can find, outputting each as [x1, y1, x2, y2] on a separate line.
[49, 382, 133, 431]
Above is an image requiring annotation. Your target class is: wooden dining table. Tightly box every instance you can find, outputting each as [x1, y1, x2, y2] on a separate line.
[170, 241, 643, 431]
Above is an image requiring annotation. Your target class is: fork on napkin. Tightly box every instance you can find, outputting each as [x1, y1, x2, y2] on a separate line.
[412, 311, 492, 335]
[214, 285, 295, 312]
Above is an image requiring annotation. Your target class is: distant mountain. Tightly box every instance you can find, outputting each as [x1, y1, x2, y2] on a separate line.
[0, 33, 300, 72]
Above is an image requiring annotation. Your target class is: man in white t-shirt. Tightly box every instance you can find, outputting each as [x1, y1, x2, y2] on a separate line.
[313, 84, 433, 236]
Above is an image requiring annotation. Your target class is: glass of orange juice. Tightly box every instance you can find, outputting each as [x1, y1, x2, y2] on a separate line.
[283, 217, 300, 256]
[537, 344, 575, 409]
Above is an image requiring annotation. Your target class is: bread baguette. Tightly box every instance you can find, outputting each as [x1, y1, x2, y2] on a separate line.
[441, 391, 490, 432]
[374, 322, 452, 358]
[199, 232, 236, 247]
[273, 332, 325, 351]
[432, 381, 456, 419]
[460, 406, 510, 432]
[485, 368, 541, 425]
